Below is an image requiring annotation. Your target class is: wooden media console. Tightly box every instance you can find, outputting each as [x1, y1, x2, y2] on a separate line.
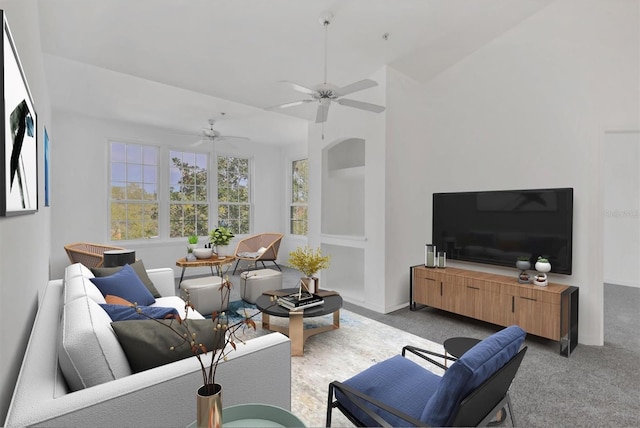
[410, 265, 579, 356]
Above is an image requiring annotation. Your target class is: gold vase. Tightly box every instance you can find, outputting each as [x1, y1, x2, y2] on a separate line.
[196, 384, 222, 428]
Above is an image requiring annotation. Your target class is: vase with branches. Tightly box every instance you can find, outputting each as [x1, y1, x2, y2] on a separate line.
[133, 276, 274, 427]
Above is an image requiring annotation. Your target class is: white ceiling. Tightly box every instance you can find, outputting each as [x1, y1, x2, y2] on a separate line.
[37, 0, 553, 146]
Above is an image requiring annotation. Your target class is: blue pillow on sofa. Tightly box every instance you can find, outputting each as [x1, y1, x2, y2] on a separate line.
[90, 264, 156, 306]
[99, 304, 179, 321]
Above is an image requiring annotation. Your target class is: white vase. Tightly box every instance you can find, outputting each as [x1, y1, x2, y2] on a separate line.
[216, 245, 228, 257]
[535, 261, 551, 273]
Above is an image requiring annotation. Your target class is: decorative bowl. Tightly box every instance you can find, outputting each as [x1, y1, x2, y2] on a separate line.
[193, 248, 213, 259]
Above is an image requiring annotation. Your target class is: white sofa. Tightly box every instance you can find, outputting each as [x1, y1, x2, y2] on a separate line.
[5, 263, 291, 428]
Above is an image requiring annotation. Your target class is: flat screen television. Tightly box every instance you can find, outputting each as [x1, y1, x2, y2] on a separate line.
[432, 188, 573, 274]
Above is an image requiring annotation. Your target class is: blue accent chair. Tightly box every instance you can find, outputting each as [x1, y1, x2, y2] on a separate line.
[327, 325, 527, 427]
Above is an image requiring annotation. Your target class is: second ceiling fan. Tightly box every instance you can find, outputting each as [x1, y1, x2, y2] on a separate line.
[267, 12, 385, 123]
[190, 118, 250, 147]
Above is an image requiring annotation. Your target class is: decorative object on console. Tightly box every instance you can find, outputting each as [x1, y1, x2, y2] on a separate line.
[534, 256, 551, 286]
[1, 11, 38, 216]
[516, 256, 531, 284]
[193, 248, 213, 260]
[288, 246, 331, 293]
[210, 226, 235, 257]
[425, 244, 437, 268]
[437, 251, 446, 268]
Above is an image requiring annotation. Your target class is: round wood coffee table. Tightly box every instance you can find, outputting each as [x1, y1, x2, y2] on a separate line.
[255, 288, 343, 356]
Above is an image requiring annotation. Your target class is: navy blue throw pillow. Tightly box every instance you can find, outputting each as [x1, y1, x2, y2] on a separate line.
[90, 264, 156, 306]
[99, 304, 179, 321]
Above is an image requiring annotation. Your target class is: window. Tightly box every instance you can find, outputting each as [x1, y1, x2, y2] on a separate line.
[109, 142, 159, 240]
[290, 158, 308, 235]
[217, 155, 251, 234]
[169, 150, 209, 238]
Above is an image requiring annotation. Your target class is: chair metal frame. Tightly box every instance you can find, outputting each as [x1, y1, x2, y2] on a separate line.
[327, 345, 527, 427]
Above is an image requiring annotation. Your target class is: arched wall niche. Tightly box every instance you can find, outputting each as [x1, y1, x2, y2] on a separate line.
[321, 137, 365, 237]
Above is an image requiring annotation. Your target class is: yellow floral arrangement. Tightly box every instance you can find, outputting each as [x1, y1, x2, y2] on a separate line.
[288, 246, 331, 277]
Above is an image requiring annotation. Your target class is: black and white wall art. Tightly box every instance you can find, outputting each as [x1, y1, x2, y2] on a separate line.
[1, 11, 37, 216]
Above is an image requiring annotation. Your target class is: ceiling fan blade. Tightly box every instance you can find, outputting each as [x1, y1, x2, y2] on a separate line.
[335, 79, 378, 97]
[337, 98, 386, 113]
[279, 80, 317, 96]
[316, 101, 330, 123]
[218, 135, 251, 142]
[265, 99, 314, 110]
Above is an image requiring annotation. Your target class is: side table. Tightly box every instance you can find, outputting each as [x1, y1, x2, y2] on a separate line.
[176, 255, 236, 283]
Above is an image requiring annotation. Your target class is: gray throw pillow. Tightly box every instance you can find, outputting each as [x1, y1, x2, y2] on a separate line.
[92, 260, 161, 298]
[111, 319, 225, 373]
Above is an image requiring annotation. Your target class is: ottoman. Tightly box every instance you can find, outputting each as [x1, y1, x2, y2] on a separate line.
[180, 276, 226, 315]
[241, 269, 283, 304]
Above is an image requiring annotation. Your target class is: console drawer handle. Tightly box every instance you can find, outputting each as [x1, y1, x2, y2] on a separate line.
[467, 286, 480, 290]
[520, 296, 537, 301]
[424, 277, 436, 282]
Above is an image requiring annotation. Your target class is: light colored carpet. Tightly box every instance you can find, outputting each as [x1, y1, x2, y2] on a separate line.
[230, 305, 446, 427]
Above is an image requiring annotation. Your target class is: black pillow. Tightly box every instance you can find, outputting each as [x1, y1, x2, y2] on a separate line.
[111, 318, 226, 373]
[92, 260, 161, 298]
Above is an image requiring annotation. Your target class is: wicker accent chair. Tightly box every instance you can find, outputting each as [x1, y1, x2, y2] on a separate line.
[64, 242, 126, 268]
[232, 233, 283, 275]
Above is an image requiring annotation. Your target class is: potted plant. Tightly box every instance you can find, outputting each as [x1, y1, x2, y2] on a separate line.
[516, 256, 531, 284]
[209, 227, 235, 257]
[186, 235, 199, 261]
[534, 256, 551, 286]
[288, 246, 331, 293]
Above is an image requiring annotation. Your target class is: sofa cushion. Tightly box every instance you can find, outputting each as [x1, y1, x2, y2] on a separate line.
[99, 304, 179, 321]
[90, 264, 156, 306]
[58, 297, 132, 391]
[421, 325, 526, 426]
[64, 263, 95, 280]
[64, 274, 106, 305]
[111, 319, 225, 373]
[91, 260, 161, 298]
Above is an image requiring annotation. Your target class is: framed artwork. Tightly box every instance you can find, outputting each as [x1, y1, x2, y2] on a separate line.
[44, 127, 49, 206]
[0, 11, 37, 216]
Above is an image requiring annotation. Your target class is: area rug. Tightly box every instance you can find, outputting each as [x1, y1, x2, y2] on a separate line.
[227, 301, 446, 427]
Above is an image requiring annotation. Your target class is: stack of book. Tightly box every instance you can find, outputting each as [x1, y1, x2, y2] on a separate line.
[277, 291, 324, 311]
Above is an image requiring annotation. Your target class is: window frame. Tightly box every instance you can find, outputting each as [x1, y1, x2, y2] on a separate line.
[167, 149, 211, 238]
[107, 143, 256, 244]
[108, 140, 160, 241]
[289, 157, 309, 236]
[215, 152, 253, 236]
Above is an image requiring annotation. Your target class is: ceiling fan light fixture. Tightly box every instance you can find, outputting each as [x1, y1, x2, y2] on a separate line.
[265, 11, 385, 123]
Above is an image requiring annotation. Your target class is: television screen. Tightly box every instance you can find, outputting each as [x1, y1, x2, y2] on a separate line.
[432, 188, 573, 274]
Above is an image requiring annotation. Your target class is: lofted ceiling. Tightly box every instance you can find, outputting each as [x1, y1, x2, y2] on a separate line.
[36, 0, 553, 146]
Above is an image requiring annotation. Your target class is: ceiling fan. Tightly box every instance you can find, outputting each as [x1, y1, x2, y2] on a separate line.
[190, 118, 250, 147]
[266, 12, 385, 123]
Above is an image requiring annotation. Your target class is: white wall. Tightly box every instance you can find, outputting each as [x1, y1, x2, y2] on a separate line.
[385, 0, 639, 346]
[307, 67, 388, 311]
[0, 1, 52, 423]
[604, 131, 640, 287]
[49, 110, 289, 280]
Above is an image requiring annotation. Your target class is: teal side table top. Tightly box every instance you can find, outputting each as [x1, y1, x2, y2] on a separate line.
[187, 403, 305, 428]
